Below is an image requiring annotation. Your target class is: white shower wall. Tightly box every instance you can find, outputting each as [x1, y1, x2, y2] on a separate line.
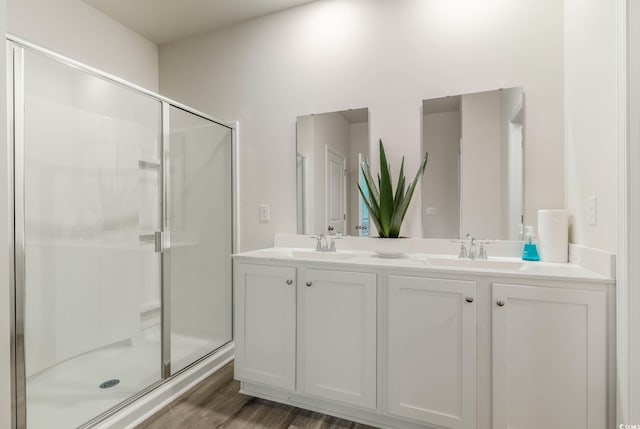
[25, 244, 157, 376]
[23, 53, 162, 376]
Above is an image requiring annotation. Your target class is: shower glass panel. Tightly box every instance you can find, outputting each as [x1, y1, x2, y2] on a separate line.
[21, 49, 162, 428]
[166, 106, 233, 374]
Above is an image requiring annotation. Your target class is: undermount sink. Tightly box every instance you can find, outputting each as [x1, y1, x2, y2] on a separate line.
[290, 250, 358, 260]
[426, 256, 525, 271]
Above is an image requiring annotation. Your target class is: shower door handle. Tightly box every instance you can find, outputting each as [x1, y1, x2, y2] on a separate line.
[154, 231, 162, 253]
[139, 232, 164, 253]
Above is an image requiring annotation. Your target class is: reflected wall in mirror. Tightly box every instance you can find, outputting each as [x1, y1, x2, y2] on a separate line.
[422, 87, 524, 240]
[297, 108, 370, 236]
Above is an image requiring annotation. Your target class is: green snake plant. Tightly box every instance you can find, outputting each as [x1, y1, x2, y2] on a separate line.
[357, 140, 428, 238]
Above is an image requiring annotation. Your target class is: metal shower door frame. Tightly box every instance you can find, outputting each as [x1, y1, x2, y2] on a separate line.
[7, 36, 237, 429]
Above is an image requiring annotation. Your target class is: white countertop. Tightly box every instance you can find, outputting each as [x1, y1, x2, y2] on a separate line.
[233, 247, 615, 284]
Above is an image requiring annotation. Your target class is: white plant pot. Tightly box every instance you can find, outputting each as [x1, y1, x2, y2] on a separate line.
[372, 237, 409, 258]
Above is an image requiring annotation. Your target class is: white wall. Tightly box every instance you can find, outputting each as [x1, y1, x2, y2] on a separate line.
[461, 91, 503, 238]
[158, 0, 565, 251]
[564, 0, 617, 253]
[0, 0, 10, 426]
[7, 0, 159, 91]
[422, 111, 460, 238]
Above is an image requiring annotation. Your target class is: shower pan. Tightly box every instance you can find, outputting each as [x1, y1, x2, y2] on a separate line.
[7, 37, 235, 429]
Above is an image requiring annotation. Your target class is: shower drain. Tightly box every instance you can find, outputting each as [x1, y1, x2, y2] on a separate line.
[99, 379, 120, 389]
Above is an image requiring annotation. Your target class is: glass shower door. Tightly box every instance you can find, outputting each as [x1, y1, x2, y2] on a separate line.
[19, 48, 163, 429]
[165, 106, 233, 374]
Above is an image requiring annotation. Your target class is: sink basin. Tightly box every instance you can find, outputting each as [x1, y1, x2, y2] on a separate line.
[290, 250, 358, 261]
[426, 257, 524, 271]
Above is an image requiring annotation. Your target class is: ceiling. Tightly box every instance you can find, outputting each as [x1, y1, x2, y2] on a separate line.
[340, 108, 369, 124]
[423, 96, 461, 115]
[84, 0, 317, 45]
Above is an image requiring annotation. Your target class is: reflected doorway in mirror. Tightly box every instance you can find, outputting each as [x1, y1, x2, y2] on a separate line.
[296, 108, 370, 236]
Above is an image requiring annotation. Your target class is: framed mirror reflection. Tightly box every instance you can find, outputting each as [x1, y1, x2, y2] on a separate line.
[295, 88, 524, 240]
[421, 87, 524, 240]
[296, 108, 370, 237]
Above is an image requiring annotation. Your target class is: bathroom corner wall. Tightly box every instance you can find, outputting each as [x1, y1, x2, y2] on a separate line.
[6, 0, 159, 91]
[159, 0, 565, 251]
[564, 0, 618, 253]
[0, 0, 11, 428]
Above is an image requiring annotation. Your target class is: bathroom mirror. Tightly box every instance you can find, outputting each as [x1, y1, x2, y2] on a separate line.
[421, 87, 524, 240]
[296, 108, 370, 236]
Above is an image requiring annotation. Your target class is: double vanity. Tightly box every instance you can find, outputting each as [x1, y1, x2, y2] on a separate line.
[232, 235, 615, 429]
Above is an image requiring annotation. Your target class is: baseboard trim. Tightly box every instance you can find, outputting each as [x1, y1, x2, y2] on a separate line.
[94, 343, 234, 429]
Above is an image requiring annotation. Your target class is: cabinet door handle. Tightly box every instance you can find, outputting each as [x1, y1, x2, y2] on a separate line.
[306, 281, 312, 287]
[465, 296, 474, 303]
[497, 299, 505, 307]
[286, 279, 293, 285]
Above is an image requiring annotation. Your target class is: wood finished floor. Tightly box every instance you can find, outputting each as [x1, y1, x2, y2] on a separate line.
[136, 362, 377, 429]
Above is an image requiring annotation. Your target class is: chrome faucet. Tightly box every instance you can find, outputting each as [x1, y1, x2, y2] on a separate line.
[310, 233, 342, 252]
[452, 234, 492, 259]
[319, 234, 328, 251]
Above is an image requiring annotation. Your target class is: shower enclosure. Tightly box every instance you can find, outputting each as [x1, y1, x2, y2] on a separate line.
[8, 38, 235, 429]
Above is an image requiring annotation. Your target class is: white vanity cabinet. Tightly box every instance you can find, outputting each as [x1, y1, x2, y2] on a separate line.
[299, 268, 377, 409]
[386, 275, 477, 429]
[233, 250, 614, 429]
[491, 283, 608, 429]
[234, 263, 297, 390]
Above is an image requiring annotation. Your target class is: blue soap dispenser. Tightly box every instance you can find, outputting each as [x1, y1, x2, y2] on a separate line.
[522, 225, 540, 261]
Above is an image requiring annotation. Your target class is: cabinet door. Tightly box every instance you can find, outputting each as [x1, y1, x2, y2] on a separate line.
[301, 269, 377, 409]
[234, 263, 297, 390]
[387, 275, 477, 429]
[492, 284, 607, 429]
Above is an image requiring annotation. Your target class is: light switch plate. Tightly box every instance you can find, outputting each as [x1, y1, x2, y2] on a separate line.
[587, 196, 597, 225]
[259, 204, 270, 223]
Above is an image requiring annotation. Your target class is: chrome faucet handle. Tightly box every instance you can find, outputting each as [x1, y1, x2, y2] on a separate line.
[459, 243, 468, 259]
[327, 225, 335, 235]
[328, 233, 343, 252]
[451, 239, 467, 259]
[309, 234, 324, 251]
[478, 243, 487, 260]
[477, 240, 494, 260]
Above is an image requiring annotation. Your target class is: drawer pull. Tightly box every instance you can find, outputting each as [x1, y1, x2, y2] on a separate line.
[286, 279, 293, 285]
[497, 300, 505, 307]
[465, 296, 474, 303]
[306, 281, 313, 287]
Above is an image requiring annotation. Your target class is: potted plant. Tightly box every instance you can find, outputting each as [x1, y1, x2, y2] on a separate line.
[357, 140, 428, 252]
